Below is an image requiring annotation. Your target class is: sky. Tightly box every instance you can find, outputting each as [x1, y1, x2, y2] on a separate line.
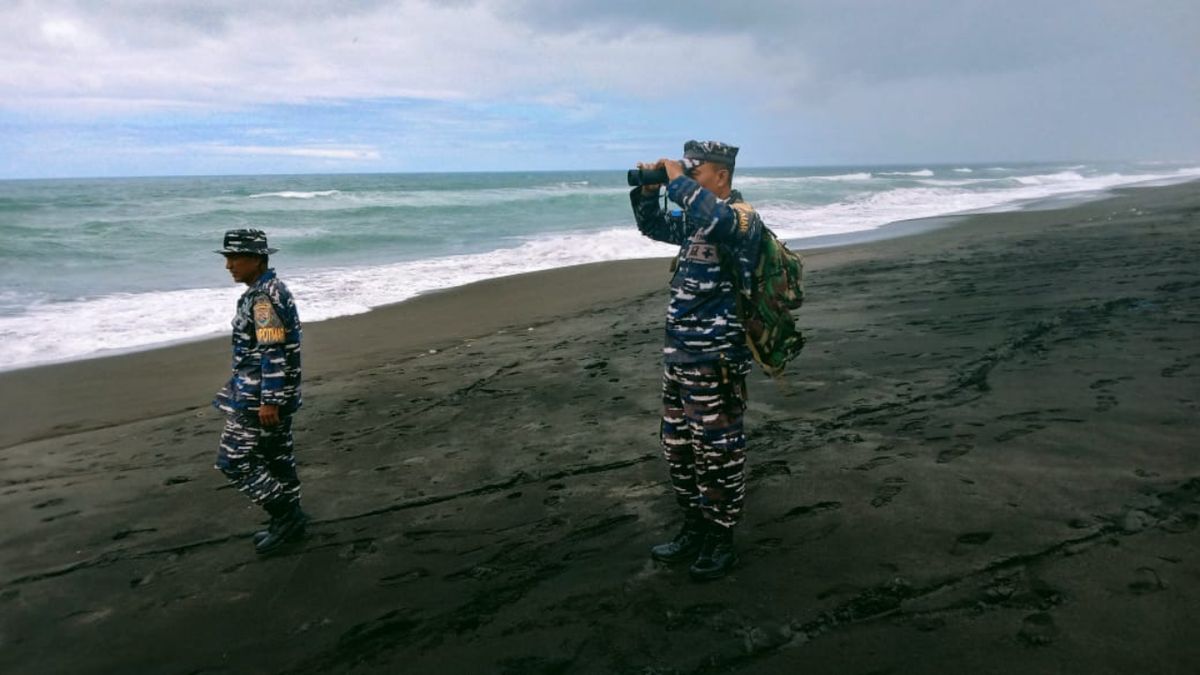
[0, 0, 1197, 178]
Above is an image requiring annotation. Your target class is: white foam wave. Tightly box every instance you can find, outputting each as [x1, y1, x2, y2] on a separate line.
[916, 178, 998, 187]
[953, 168, 974, 173]
[880, 169, 934, 177]
[0, 229, 677, 370]
[255, 184, 627, 210]
[0, 287, 247, 369]
[759, 166, 1200, 241]
[736, 173, 874, 187]
[812, 172, 873, 181]
[5, 164, 1198, 370]
[1013, 171, 1085, 185]
[249, 190, 341, 199]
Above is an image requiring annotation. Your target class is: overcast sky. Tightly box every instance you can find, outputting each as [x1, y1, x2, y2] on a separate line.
[1, 0, 1196, 178]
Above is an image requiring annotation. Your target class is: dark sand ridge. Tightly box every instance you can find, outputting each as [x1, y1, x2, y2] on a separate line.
[1, 182, 1198, 674]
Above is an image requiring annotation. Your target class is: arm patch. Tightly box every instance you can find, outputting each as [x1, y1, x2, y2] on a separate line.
[253, 297, 285, 344]
[731, 202, 755, 233]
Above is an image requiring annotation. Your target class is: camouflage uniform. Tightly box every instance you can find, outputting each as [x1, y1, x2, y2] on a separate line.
[632, 141, 763, 531]
[212, 231, 305, 523]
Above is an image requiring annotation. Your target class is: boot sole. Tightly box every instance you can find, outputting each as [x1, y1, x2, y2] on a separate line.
[688, 555, 739, 582]
[255, 521, 308, 555]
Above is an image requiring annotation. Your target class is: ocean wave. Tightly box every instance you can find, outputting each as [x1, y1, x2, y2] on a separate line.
[953, 168, 974, 173]
[248, 190, 342, 199]
[1013, 171, 1086, 185]
[880, 169, 934, 177]
[0, 228, 676, 369]
[758, 166, 1200, 240]
[915, 178, 999, 187]
[736, 172, 874, 187]
[242, 184, 626, 210]
[5, 163, 1199, 370]
[811, 172, 874, 181]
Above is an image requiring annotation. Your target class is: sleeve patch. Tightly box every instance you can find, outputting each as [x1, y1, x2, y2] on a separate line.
[253, 298, 285, 344]
[731, 202, 755, 232]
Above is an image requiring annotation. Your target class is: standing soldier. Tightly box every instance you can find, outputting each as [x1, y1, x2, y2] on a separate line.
[631, 141, 763, 581]
[213, 229, 308, 555]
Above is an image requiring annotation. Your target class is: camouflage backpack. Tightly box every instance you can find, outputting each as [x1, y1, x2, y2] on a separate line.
[729, 203, 806, 377]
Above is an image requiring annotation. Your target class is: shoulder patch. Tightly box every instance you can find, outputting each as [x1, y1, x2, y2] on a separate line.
[253, 297, 285, 344]
[731, 202, 755, 232]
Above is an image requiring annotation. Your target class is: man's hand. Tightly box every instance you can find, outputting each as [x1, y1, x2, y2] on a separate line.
[259, 404, 281, 428]
[660, 158, 685, 182]
[638, 160, 664, 195]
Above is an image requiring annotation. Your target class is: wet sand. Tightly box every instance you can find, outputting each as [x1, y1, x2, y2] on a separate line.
[1, 181, 1198, 674]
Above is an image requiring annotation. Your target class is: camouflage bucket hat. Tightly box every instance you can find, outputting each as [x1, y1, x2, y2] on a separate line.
[215, 228, 278, 255]
[683, 140, 739, 168]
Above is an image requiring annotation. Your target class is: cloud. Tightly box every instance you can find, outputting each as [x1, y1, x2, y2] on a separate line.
[208, 144, 382, 160]
[0, 0, 764, 114]
[0, 0, 1196, 177]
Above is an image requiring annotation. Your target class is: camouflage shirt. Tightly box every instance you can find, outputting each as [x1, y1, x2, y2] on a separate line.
[632, 176, 763, 365]
[213, 269, 303, 416]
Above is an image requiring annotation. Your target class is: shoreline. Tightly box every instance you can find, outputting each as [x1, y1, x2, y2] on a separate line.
[1, 179, 1196, 450]
[2, 179, 1198, 673]
[4, 171, 1198, 375]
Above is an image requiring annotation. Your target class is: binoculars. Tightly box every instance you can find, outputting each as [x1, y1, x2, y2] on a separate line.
[626, 159, 701, 187]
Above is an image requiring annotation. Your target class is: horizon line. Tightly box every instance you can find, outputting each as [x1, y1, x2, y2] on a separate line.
[3, 157, 1193, 182]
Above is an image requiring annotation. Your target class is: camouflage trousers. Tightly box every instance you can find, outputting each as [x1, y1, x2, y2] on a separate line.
[215, 414, 301, 512]
[660, 360, 749, 529]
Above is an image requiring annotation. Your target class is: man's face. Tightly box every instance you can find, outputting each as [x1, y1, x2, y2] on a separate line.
[224, 253, 262, 284]
[688, 161, 730, 194]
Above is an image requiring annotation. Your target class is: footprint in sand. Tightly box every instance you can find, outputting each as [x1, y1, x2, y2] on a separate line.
[379, 568, 430, 586]
[773, 501, 842, 523]
[339, 539, 380, 561]
[748, 460, 791, 481]
[1017, 612, 1059, 646]
[111, 528, 157, 541]
[956, 532, 993, 545]
[995, 425, 1044, 443]
[41, 510, 81, 523]
[951, 531, 993, 555]
[937, 443, 972, 463]
[871, 478, 905, 508]
[1094, 393, 1118, 412]
[1128, 567, 1166, 595]
[854, 456, 895, 471]
[752, 537, 784, 554]
[1161, 359, 1191, 377]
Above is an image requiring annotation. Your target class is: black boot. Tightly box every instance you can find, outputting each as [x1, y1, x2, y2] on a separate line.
[689, 523, 738, 581]
[255, 484, 302, 544]
[650, 512, 706, 563]
[255, 501, 309, 556]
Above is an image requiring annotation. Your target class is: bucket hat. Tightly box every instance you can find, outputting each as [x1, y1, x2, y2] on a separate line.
[215, 228, 278, 255]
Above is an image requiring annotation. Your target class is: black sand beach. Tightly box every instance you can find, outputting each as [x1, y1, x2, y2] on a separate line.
[2, 181, 1198, 674]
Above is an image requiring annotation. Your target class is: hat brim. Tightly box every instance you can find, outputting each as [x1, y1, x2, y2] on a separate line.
[683, 153, 735, 167]
[215, 248, 278, 255]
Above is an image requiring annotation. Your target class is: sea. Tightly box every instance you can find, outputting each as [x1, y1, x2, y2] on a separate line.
[1, 160, 1198, 371]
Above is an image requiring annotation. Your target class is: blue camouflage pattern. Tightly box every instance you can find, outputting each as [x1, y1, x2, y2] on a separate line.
[212, 268, 303, 416]
[683, 139, 739, 167]
[216, 414, 300, 509]
[631, 175, 763, 365]
[214, 228, 278, 255]
[661, 360, 751, 529]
